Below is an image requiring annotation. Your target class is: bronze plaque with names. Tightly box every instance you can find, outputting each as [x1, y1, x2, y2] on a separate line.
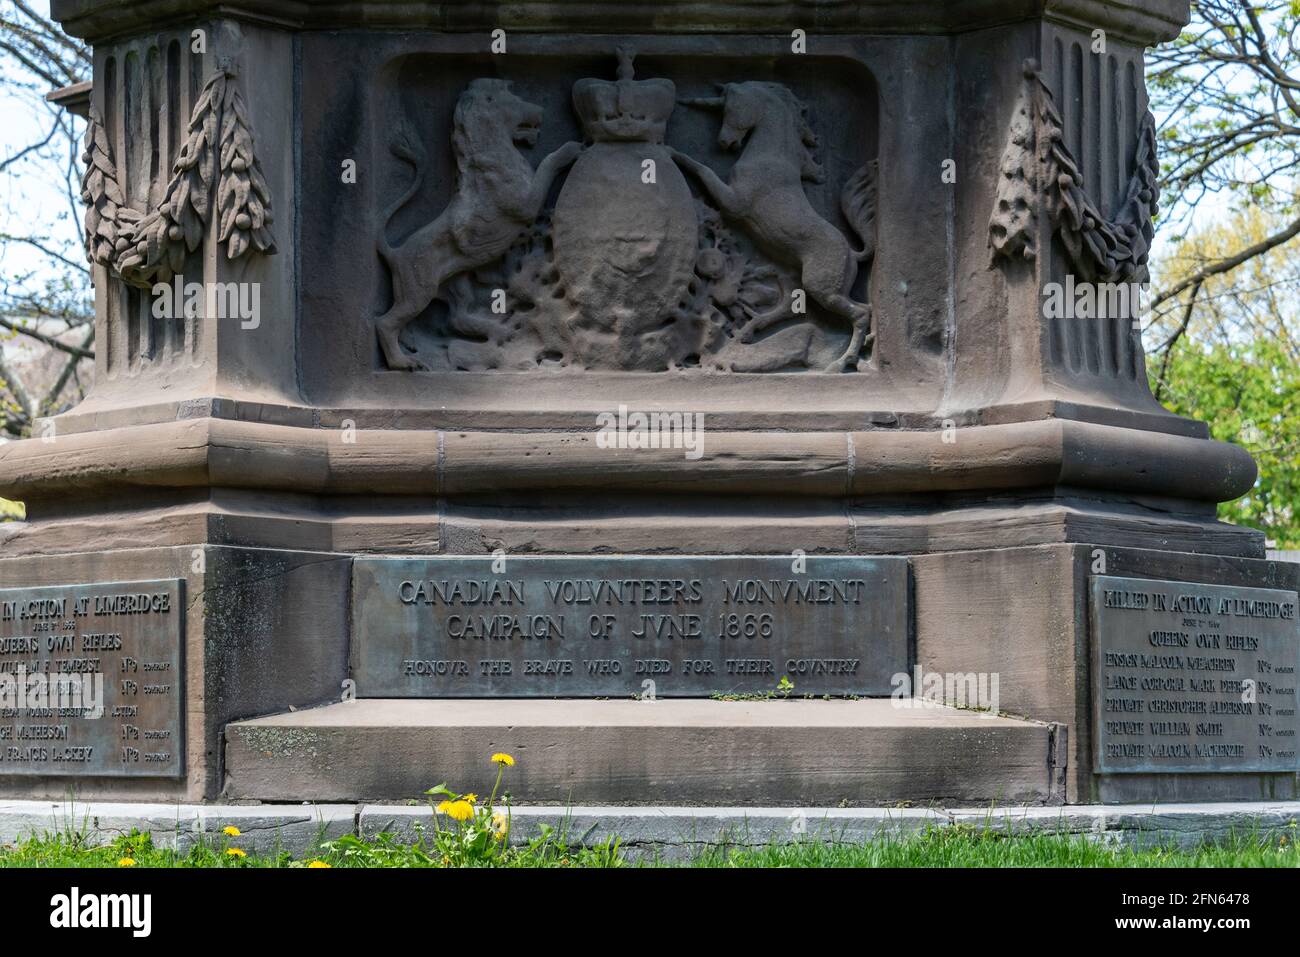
[1091, 575, 1299, 774]
[352, 556, 910, 697]
[0, 580, 185, 778]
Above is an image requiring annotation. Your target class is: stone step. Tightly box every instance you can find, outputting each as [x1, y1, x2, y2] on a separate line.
[224, 699, 1056, 805]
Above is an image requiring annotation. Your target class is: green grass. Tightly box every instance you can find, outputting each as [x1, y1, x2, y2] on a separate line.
[0, 831, 298, 869]
[683, 825, 1298, 868]
[1, 822, 1295, 868]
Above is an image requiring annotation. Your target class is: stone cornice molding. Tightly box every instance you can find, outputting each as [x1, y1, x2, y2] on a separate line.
[53, 1, 1190, 45]
[0, 412, 1256, 504]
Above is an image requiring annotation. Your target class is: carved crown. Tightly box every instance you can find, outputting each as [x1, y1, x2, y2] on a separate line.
[571, 47, 676, 144]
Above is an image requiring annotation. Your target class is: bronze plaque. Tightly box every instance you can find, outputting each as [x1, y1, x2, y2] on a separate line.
[352, 556, 910, 697]
[0, 580, 185, 778]
[1091, 575, 1299, 774]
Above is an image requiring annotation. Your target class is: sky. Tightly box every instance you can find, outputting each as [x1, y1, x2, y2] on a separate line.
[0, 0, 86, 307]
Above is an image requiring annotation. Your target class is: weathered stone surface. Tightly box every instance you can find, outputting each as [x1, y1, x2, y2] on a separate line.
[0, 0, 1255, 601]
[0, 547, 350, 802]
[360, 803, 948, 860]
[224, 698, 1054, 805]
[16, 0, 1211, 461]
[915, 545, 1300, 803]
[0, 417, 1260, 510]
[351, 555, 909, 697]
[7, 0, 1287, 809]
[50, 1, 1193, 45]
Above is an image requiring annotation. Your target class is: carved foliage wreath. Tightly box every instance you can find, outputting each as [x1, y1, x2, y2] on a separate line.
[81, 60, 276, 289]
[989, 59, 1159, 285]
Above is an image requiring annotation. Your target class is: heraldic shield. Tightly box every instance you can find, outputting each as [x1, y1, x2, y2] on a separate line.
[551, 48, 699, 371]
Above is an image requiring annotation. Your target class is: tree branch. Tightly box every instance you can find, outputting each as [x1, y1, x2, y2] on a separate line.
[40, 325, 94, 414]
[1151, 216, 1300, 309]
[0, 346, 34, 430]
[0, 317, 95, 359]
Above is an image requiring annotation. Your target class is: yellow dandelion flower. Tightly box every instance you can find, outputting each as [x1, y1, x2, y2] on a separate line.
[226, 847, 247, 858]
[307, 860, 332, 868]
[445, 800, 475, 822]
[490, 813, 508, 841]
[490, 752, 515, 767]
[435, 800, 452, 815]
[222, 826, 241, 837]
[117, 857, 136, 868]
[464, 793, 478, 803]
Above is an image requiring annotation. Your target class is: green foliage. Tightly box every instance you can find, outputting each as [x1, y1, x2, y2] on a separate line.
[312, 751, 622, 868]
[0, 828, 295, 869]
[710, 674, 797, 702]
[411, 753, 519, 866]
[421, 778, 512, 867]
[1153, 337, 1300, 546]
[317, 824, 622, 869]
[1144, 205, 1300, 547]
[1148, 2, 1300, 226]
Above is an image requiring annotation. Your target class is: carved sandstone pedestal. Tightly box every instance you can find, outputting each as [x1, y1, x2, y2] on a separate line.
[0, 0, 1295, 805]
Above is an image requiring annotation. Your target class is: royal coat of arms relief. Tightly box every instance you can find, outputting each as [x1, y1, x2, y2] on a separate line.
[375, 49, 879, 374]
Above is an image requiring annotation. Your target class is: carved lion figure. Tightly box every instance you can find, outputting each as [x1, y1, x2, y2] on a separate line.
[376, 79, 581, 370]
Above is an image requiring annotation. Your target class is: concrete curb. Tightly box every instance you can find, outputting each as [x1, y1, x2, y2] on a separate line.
[0, 801, 356, 856]
[1, 800, 1296, 860]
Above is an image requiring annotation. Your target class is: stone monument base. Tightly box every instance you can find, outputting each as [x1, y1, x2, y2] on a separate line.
[215, 540, 1298, 808]
[916, 544, 1300, 804]
[0, 535, 1295, 806]
[4, 0, 1291, 814]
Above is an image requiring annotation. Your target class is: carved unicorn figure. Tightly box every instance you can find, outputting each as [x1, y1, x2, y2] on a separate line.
[673, 82, 877, 372]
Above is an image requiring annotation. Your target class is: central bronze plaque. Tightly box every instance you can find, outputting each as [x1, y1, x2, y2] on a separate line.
[352, 556, 909, 697]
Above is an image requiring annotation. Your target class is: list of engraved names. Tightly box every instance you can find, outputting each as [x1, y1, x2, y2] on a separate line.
[1091, 576, 1299, 773]
[0, 580, 184, 778]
